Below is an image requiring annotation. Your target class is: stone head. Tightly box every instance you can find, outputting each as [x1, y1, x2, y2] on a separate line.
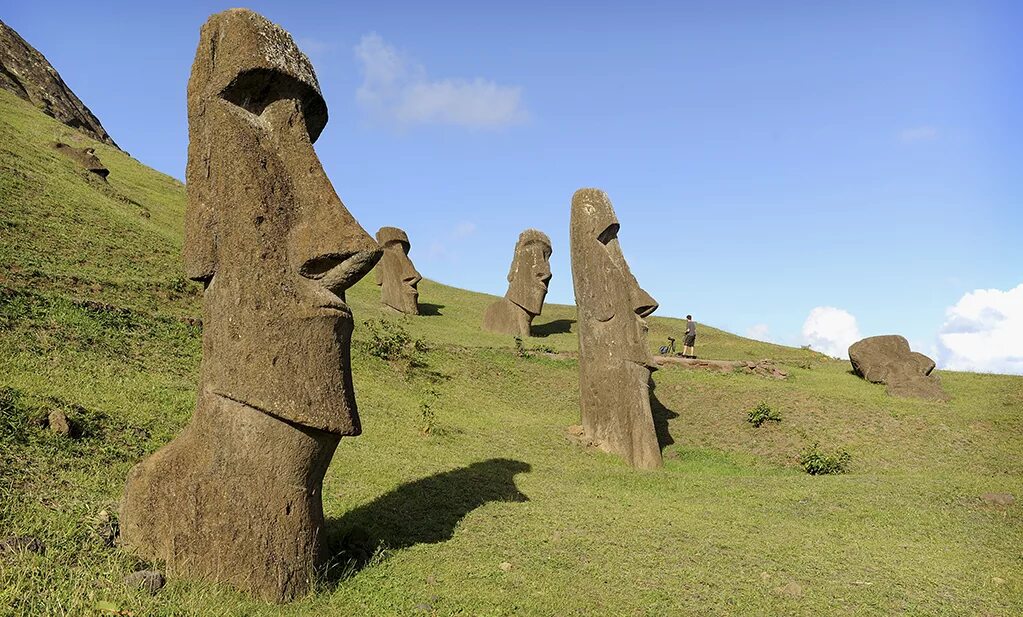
[375, 226, 422, 314]
[182, 9, 380, 435]
[506, 229, 552, 316]
[570, 188, 658, 367]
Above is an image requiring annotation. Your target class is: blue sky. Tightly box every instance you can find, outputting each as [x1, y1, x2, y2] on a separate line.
[6, 1, 1021, 372]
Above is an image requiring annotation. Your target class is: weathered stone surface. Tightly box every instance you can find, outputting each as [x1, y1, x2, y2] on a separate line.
[482, 229, 552, 337]
[655, 356, 788, 379]
[0, 19, 118, 148]
[849, 335, 948, 401]
[124, 570, 165, 595]
[0, 535, 45, 555]
[570, 188, 661, 469]
[47, 408, 71, 436]
[120, 9, 381, 603]
[51, 142, 109, 180]
[375, 227, 422, 314]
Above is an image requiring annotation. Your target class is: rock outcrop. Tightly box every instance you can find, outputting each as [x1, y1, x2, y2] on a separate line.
[119, 10, 381, 603]
[1, 19, 118, 148]
[849, 335, 948, 401]
[482, 229, 552, 337]
[570, 188, 661, 469]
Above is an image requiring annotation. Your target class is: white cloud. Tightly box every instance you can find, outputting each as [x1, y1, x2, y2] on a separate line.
[425, 221, 478, 260]
[801, 307, 861, 358]
[296, 37, 332, 57]
[937, 283, 1023, 375]
[452, 221, 477, 239]
[746, 323, 771, 342]
[899, 126, 939, 143]
[354, 33, 527, 129]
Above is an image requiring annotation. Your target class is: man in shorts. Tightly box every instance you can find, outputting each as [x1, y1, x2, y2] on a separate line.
[683, 314, 697, 358]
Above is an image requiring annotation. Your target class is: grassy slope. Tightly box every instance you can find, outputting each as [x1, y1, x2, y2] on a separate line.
[1, 88, 1021, 616]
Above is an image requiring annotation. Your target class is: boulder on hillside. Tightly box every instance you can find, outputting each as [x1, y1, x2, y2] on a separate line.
[0, 19, 119, 148]
[848, 335, 948, 401]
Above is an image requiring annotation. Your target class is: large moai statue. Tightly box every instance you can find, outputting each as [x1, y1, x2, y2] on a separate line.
[375, 226, 422, 314]
[119, 10, 382, 603]
[482, 229, 553, 337]
[570, 188, 662, 469]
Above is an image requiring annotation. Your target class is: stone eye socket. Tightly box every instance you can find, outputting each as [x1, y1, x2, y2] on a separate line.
[219, 68, 328, 141]
[597, 223, 619, 245]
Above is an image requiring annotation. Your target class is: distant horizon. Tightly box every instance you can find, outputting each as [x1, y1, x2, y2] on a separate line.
[5, 0, 1020, 374]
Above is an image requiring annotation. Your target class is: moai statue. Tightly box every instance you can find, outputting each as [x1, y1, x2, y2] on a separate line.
[482, 229, 553, 337]
[570, 188, 661, 469]
[119, 10, 382, 603]
[375, 226, 422, 314]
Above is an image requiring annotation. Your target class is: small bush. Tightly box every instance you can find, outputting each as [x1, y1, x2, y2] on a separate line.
[747, 401, 781, 427]
[361, 319, 429, 378]
[419, 388, 438, 436]
[513, 336, 530, 358]
[799, 443, 851, 475]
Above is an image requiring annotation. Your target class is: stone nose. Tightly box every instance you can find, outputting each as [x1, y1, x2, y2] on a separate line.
[301, 250, 382, 296]
[404, 268, 423, 287]
[632, 286, 658, 319]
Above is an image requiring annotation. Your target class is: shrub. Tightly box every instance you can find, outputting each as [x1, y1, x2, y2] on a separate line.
[747, 401, 781, 427]
[799, 442, 851, 475]
[361, 319, 429, 378]
[419, 389, 438, 436]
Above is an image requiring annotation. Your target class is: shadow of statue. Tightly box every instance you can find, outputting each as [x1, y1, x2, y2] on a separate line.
[418, 303, 444, 316]
[649, 376, 678, 450]
[323, 458, 531, 582]
[530, 318, 575, 337]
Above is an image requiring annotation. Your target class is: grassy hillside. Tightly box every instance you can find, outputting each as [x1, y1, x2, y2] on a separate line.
[2, 88, 1021, 616]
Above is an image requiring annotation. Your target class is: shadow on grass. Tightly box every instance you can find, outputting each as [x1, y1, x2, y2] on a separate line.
[531, 318, 575, 337]
[418, 303, 444, 316]
[323, 458, 531, 583]
[650, 377, 678, 450]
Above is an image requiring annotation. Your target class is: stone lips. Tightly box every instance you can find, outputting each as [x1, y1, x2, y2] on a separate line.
[482, 228, 552, 337]
[120, 9, 381, 603]
[0, 19, 119, 148]
[849, 335, 948, 401]
[570, 188, 662, 469]
[375, 226, 422, 314]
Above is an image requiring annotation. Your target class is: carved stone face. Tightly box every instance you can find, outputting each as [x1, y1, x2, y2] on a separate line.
[506, 230, 552, 316]
[182, 9, 380, 435]
[375, 226, 422, 314]
[570, 188, 661, 469]
[571, 189, 658, 368]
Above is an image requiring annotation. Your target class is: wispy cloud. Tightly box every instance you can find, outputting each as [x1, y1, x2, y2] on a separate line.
[296, 37, 333, 58]
[746, 323, 772, 342]
[801, 307, 861, 358]
[937, 283, 1023, 375]
[898, 126, 939, 143]
[426, 220, 479, 260]
[354, 33, 527, 130]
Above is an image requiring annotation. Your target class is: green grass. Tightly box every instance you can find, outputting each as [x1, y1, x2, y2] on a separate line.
[1, 88, 1021, 615]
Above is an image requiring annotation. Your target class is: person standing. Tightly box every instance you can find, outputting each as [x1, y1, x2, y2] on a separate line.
[683, 315, 697, 358]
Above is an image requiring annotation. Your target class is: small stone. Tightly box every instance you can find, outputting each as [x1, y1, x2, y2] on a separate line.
[425, 574, 436, 585]
[499, 561, 513, 572]
[124, 570, 165, 595]
[774, 581, 803, 598]
[414, 603, 433, 612]
[980, 493, 1015, 507]
[0, 535, 45, 555]
[48, 409, 71, 436]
